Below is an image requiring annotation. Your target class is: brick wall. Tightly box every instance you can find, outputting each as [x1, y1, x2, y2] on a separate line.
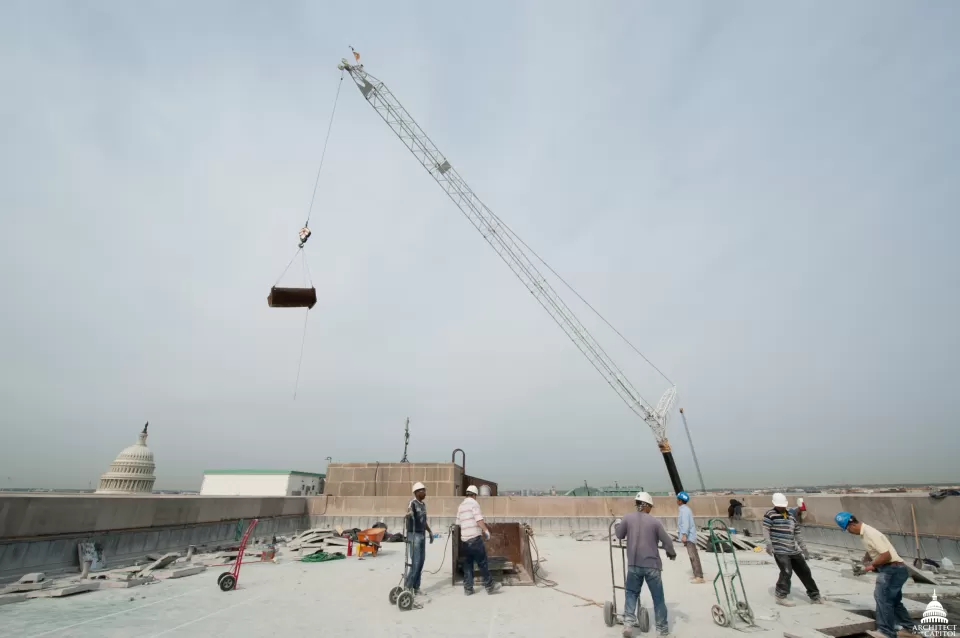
[323, 462, 462, 498]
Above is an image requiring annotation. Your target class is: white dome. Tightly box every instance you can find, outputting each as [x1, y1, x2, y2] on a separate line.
[922, 591, 949, 625]
[96, 423, 156, 494]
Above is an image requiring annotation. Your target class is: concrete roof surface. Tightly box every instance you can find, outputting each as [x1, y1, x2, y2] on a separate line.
[0, 535, 951, 637]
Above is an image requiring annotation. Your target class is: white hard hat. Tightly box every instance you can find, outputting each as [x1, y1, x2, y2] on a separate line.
[772, 493, 788, 507]
[412, 482, 426, 493]
[635, 492, 654, 506]
[466, 485, 479, 495]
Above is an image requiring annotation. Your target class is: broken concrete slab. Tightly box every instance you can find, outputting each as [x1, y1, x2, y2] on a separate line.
[18, 572, 46, 583]
[1, 580, 54, 594]
[905, 563, 938, 585]
[138, 552, 180, 575]
[26, 583, 99, 599]
[152, 565, 207, 580]
[0, 593, 29, 607]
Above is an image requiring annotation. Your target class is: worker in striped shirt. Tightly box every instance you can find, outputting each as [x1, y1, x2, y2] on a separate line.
[456, 485, 502, 595]
[763, 493, 823, 606]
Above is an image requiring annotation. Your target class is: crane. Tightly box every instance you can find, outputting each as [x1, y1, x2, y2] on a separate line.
[338, 58, 685, 494]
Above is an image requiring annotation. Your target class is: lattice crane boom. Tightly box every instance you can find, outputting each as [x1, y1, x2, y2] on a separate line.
[339, 59, 684, 494]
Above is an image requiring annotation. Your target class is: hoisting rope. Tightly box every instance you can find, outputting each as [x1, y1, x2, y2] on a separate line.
[304, 70, 344, 229]
[284, 71, 345, 400]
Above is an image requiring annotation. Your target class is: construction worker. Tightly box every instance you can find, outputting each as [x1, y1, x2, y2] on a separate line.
[404, 482, 433, 595]
[835, 512, 919, 638]
[456, 485, 501, 596]
[763, 493, 823, 606]
[676, 491, 704, 583]
[615, 491, 677, 637]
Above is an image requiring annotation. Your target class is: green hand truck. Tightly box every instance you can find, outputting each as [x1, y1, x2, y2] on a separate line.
[707, 518, 756, 630]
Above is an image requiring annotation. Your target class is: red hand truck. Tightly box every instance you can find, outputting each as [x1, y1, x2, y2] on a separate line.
[217, 518, 259, 592]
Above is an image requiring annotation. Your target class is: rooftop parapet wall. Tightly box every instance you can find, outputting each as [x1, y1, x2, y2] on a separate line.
[2, 492, 956, 542]
[307, 493, 960, 539]
[0, 495, 307, 540]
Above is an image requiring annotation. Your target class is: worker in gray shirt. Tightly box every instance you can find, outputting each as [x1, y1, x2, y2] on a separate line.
[615, 491, 677, 637]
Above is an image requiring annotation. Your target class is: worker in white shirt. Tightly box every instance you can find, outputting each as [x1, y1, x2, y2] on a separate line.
[456, 485, 502, 595]
[835, 512, 919, 638]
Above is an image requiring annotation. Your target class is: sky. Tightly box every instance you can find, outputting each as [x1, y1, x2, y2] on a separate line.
[1, 1, 958, 492]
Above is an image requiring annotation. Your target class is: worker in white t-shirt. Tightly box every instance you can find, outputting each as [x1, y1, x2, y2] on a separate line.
[456, 485, 502, 595]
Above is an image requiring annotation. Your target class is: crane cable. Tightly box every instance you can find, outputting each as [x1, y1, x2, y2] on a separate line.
[289, 71, 344, 399]
[489, 213, 674, 386]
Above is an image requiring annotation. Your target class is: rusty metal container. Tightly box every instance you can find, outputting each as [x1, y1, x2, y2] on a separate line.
[452, 522, 534, 586]
[267, 286, 317, 309]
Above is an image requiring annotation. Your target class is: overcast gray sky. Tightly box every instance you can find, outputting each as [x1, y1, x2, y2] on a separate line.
[1, 1, 957, 492]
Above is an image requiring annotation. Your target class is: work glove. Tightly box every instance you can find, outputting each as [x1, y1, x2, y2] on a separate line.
[484, 530, 491, 541]
[803, 550, 811, 560]
[766, 545, 774, 556]
[429, 535, 435, 545]
[667, 553, 677, 561]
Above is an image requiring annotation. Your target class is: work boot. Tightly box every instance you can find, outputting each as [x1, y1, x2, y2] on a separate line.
[690, 577, 705, 584]
[810, 597, 824, 605]
[485, 583, 502, 594]
[464, 589, 474, 596]
[775, 597, 796, 607]
[621, 625, 633, 638]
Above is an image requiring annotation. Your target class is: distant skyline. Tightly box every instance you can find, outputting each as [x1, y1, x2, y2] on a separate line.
[1, 1, 958, 492]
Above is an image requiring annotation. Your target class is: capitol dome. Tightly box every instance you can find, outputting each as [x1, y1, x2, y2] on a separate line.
[96, 422, 156, 494]
[921, 591, 949, 625]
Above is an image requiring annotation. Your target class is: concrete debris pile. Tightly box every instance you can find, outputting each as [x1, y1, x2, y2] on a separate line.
[287, 526, 389, 559]
[0, 546, 212, 607]
[671, 529, 766, 553]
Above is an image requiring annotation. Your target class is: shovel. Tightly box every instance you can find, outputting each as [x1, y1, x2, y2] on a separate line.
[911, 504, 924, 570]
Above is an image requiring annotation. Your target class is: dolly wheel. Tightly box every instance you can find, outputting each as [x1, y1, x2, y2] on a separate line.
[711, 604, 728, 626]
[397, 590, 414, 611]
[389, 586, 403, 605]
[219, 574, 237, 592]
[603, 600, 614, 627]
[638, 607, 650, 633]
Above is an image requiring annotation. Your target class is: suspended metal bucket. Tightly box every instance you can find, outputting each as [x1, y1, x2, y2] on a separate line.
[267, 286, 317, 309]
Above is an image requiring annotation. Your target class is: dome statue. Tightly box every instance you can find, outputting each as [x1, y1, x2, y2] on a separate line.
[96, 422, 156, 494]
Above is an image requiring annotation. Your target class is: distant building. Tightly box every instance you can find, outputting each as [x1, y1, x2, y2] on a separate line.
[200, 470, 325, 496]
[96, 422, 156, 494]
[565, 485, 646, 497]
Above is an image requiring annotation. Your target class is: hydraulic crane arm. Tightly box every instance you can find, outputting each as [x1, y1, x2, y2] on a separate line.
[338, 59, 684, 494]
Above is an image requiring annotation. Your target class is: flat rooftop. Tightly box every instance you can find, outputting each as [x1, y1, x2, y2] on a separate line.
[1, 534, 950, 638]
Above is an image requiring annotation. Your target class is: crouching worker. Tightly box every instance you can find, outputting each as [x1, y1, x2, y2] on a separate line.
[615, 491, 677, 637]
[835, 512, 919, 638]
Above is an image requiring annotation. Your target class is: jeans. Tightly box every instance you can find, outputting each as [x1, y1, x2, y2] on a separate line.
[684, 541, 704, 578]
[460, 536, 493, 592]
[874, 563, 912, 638]
[405, 532, 425, 590]
[624, 566, 668, 633]
[774, 553, 820, 600]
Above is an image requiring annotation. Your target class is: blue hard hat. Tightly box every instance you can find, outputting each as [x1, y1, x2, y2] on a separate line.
[677, 491, 690, 503]
[835, 511, 853, 531]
